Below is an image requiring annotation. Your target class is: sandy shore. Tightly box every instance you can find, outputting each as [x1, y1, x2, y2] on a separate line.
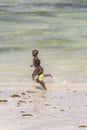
[0, 83, 87, 130]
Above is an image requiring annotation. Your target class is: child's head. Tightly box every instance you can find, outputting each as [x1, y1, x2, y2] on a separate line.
[35, 59, 40, 66]
[32, 50, 38, 57]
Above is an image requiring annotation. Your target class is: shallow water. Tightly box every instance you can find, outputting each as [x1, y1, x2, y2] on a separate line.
[0, 0, 87, 85]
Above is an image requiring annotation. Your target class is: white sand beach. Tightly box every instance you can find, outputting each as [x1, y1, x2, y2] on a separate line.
[0, 0, 87, 130]
[0, 83, 87, 130]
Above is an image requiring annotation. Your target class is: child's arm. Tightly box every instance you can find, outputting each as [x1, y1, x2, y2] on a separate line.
[30, 58, 34, 67]
[30, 64, 33, 67]
[30, 57, 37, 67]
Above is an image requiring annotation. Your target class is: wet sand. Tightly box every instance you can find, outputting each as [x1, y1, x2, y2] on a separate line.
[0, 83, 87, 130]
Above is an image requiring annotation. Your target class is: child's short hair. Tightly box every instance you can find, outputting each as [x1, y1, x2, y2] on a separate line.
[35, 59, 40, 66]
[32, 50, 38, 56]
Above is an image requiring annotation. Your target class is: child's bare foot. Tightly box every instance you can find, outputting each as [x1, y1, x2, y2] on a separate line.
[43, 87, 47, 90]
[49, 74, 53, 78]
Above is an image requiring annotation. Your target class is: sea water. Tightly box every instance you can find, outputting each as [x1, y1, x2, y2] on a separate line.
[0, 0, 87, 86]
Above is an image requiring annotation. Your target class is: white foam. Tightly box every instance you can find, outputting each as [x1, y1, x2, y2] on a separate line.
[62, 79, 67, 84]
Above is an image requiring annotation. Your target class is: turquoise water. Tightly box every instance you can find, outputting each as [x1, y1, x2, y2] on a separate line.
[0, 0, 87, 85]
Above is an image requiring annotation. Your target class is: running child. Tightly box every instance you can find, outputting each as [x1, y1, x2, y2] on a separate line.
[32, 59, 52, 90]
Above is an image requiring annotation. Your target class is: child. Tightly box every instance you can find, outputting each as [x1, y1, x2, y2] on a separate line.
[30, 50, 39, 68]
[32, 59, 52, 90]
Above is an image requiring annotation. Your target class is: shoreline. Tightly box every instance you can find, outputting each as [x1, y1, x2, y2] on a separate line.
[0, 82, 87, 90]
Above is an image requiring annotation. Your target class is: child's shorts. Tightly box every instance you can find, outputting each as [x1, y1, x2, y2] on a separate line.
[38, 74, 44, 81]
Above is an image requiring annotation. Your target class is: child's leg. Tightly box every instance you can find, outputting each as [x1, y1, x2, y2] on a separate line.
[32, 69, 36, 80]
[36, 79, 47, 90]
[44, 74, 53, 78]
[39, 81, 47, 90]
